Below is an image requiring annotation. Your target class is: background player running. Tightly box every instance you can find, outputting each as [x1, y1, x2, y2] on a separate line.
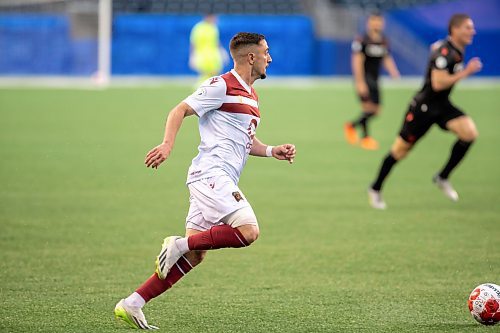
[345, 12, 400, 150]
[114, 32, 296, 329]
[368, 14, 482, 209]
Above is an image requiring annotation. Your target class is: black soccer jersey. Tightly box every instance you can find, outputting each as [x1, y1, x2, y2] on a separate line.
[414, 39, 464, 103]
[351, 34, 390, 82]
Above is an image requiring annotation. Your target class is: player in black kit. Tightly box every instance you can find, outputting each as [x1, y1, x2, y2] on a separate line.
[345, 12, 400, 150]
[368, 14, 482, 209]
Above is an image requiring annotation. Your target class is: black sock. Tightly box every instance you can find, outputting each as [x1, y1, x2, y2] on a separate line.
[352, 112, 375, 138]
[371, 153, 398, 191]
[438, 140, 473, 179]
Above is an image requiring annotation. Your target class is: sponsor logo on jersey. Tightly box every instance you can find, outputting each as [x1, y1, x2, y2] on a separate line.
[365, 44, 386, 57]
[196, 87, 207, 96]
[190, 170, 202, 176]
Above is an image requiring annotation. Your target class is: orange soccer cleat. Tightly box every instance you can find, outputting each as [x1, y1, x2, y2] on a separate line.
[360, 136, 379, 150]
[344, 123, 359, 145]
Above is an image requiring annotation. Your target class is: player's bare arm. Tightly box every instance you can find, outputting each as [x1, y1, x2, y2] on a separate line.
[250, 137, 296, 163]
[351, 52, 368, 96]
[145, 102, 196, 169]
[431, 57, 482, 91]
[383, 55, 400, 79]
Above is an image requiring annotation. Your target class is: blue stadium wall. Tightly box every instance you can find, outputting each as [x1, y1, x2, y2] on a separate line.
[0, 0, 499, 76]
[111, 14, 315, 76]
[0, 15, 97, 75]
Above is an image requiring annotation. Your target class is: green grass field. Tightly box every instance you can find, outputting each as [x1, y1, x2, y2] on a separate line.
[1, 81, 499, 333]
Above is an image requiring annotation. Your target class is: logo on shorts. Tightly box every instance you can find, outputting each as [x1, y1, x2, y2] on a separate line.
[232, 191, 243, 202]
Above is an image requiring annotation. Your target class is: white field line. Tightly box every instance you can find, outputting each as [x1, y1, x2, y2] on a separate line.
[0, 76, 499, 90]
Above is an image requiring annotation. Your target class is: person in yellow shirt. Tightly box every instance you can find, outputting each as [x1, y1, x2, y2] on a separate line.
[189, 14, 227, 84]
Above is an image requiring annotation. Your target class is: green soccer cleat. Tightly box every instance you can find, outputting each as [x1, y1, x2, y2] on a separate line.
[155, 236, 182, 280]
[114, 299, 158, 330]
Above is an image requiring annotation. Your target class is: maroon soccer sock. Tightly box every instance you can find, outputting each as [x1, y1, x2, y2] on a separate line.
[136, 255, 193, 303]
[187, 224, 249, 251]
[135, 226, 248, 302]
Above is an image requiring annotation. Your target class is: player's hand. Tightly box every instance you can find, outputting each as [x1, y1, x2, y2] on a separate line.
[465, 57, 482, 75]
[272, 144, 296, 164]
[356, 81, 369, 98]
[145, 143, 172, 169]
[391, 71, 401, 79]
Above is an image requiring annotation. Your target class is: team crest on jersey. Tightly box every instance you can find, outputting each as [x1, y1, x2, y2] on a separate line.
[232, 191, 244, 202]
[351, 40, 362, 52]
[435, 56, 448, 69]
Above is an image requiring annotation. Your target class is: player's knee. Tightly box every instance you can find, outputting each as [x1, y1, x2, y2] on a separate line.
[391, 141, 412, 160]
[397, 148, 411, 160]
[460, 128, 478, 142]
[224, 206, 259, 244]
[240, 225, 260, 244]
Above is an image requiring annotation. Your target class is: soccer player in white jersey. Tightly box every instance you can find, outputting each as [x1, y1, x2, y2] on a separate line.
[114, 32, 296, 330]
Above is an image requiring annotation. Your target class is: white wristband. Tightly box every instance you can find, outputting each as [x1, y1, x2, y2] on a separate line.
[265, 145, 274, 157]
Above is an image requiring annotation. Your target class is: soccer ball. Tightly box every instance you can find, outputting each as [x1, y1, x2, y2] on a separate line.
[468, 283, 500, 325]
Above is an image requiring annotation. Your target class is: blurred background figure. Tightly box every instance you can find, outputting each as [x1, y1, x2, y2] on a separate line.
[189, 14, 228, 85]
[368, 13, 482, 210]
[1, 0, 498, 80]
[344, 12, 400, 151]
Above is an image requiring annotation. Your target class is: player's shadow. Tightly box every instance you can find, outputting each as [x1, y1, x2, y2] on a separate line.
[412, 322, 485, 330]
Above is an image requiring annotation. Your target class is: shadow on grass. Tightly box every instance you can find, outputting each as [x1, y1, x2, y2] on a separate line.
[411, 322, 487, 330]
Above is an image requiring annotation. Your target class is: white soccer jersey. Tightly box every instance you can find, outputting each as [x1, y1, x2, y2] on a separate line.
[184, 69, 261, 185]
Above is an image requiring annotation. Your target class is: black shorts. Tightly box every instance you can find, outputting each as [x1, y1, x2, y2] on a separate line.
[399, 98, 465, 144]
[358, 78, 380, 105]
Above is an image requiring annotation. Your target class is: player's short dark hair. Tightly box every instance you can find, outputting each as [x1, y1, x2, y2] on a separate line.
[229, 32, 266, 54]
[448, 14, 471, 35]
[368, 11, 383, 18]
